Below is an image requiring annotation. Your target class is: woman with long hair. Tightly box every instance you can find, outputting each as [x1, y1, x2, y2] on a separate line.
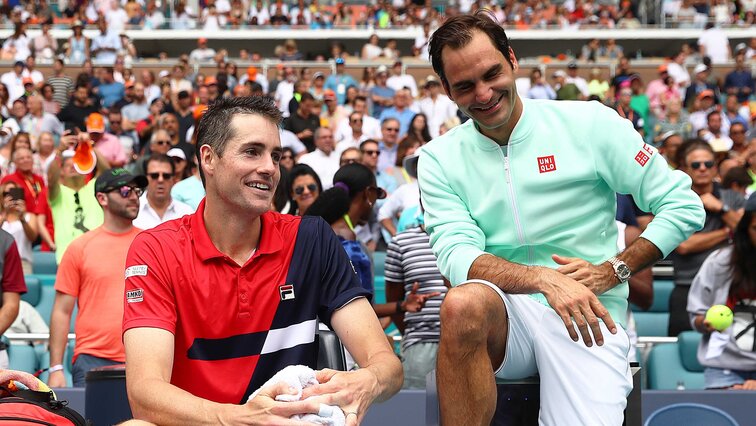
[288, 164, 322, 216]
[0, 83, 10, 115]
[408, 113, 432, 144]
[389, 137, 420, 186]
[306, 163, 434, 314]
[2, 23, 31, 61]
[688, 194, 756, 389]
[66, 21, 90, 64]
[0, 181, 38, 274]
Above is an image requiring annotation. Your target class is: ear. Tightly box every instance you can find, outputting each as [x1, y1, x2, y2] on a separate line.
[95, 192, 108, 209]
[199, 144, 215, 178]
[508, 47, 519, 73]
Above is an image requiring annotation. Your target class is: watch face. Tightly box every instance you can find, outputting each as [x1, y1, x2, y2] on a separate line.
[617, 264, 632, 280]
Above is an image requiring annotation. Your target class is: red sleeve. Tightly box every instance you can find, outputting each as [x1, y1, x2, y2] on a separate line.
[122, 231, 178, 337]
[2, 241, 26, 294]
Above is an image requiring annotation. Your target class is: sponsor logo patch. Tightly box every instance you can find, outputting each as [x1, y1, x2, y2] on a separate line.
[279, 284, 295, 301]
[125, 265, 148, 278]
[126, 288, 144, 303]
[537, 155, 556, 173]
[634, 151, 650, 166]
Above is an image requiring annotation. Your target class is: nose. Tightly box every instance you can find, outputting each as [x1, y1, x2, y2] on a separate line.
[258, 152, 277, 175]
[474, 81, 492, 104]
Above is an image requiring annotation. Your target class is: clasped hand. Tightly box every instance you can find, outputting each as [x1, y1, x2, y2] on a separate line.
[537, 254, 618, 348]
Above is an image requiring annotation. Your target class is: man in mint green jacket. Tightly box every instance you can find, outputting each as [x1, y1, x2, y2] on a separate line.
[418, 12, 705, 426]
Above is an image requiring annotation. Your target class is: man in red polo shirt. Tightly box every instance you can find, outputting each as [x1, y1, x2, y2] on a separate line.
[1, 147, 48, 221]
[123, 96, 402, 424]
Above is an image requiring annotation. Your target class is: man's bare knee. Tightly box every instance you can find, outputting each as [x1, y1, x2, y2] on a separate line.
[441, 284, 505, 345]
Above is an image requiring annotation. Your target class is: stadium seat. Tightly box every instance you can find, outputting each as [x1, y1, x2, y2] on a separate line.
[633, 279, 674, 336]
[316, 330, 346, 371]
[646, 335, 705, 390]
[644, 403, 738, 426]
[32, 252, 57, 275]
[678, 331, 704, 373]
[373, 251, 386, 278]
[631, 279, 673, 312]
[37, 340, 75, 387]
[8, 344, 39, 374]
[21, 275, 41, 306]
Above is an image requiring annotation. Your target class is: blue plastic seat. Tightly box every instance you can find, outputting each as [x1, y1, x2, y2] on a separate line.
[21, 275, 41, 306]
[8, 344, 39, 374]
[644, 403, 738, 426]
[32, 251, 58, 275]
[634, 311, 670, 337]
[646, 332, 705, 390]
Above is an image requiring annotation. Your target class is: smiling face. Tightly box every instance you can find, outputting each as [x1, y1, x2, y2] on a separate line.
[291, 174, 319, 214]
[441, 30, 521, 142]
[201, 114, 281, 216]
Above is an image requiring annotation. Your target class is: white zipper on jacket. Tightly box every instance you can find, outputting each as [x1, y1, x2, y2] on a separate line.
[502, 146, 532, 264]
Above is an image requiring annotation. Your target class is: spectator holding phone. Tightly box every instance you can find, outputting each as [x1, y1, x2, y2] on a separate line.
[0, 182, 38, 274]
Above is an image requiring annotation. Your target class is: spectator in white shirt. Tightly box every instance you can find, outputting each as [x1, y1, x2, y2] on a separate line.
[698, 23, 731, 64]
[144, 0, 166, 29]
[387, 61, 419, 99]
[565, 62, 590, 99]
[23, 57, 44, 86]
[248, 0, 270, 24]
[91, 19, 122, 64]
[1, 61, 26, 106]
[417, 75, 457, 139]
[336, 111, 371, 155]
[335, 96, 381, 142]
[298, 127, 340, 189]
[189, 38, 216, 64]
[106, 0, 129, 32]
[132, 154, 194, 230]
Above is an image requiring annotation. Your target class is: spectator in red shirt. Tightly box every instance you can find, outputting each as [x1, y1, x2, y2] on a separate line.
[0, 228, 26, 369]
[1, 147, 49, 221]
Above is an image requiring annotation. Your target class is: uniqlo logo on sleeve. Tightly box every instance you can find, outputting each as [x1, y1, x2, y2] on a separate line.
[635, 151, 650, 166]
[537, 155, 556, 173]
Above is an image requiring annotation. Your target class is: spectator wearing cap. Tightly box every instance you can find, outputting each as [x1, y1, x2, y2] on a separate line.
[91, 18, 122, 65]
[387, 61, 419, 99]
[166, 147, 189, 180]
[418, 75, 457, 139]
[684, 63, 719, 110]
[133, 154, 194, 230]
[370, 65, 395, 119]
[86, 112, 128, 167]
[20, 95, 64, 144]
[552, 70, 580, 101]
[324, 57, 358, 105]
[1, 61, 27, 105]
[565, 61, 589, 99]
[308, 71, 326, 102]
[320, 89, 349, 131]
[48, 167, 147, 388]
[189, 38, 216, 64]
[723, 52, 754, 104]
[379, 88, 416, 138]
[57, 85, 100, 132]
[689, 90, 721, 133]
[658, 132, 683, 169]
[171, 153, 204, 212]
[283, 92, 320, 152]
[66, 20, 89, 65]
[238, 66, 268, 94]
[95, 67, 124, 109]
[298, 127, 340, 189]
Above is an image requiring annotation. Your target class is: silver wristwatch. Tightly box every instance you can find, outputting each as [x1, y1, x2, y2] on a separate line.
[608, 256, 632, 282]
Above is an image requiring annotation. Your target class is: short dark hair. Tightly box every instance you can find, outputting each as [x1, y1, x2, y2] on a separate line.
[299, 92, 315, 103]
[679, 139, 714, 167]
[289, 163, 323, 195]
[360, 139, 378, 151]
[144, 153, 176, 175]
[723, 166, 753, 189]
[429, 10, 514, 89]
[195, 96, 282, 185]
[706, 110, 720, 121]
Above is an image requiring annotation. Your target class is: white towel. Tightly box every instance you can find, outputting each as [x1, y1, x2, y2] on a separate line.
[248, 365, 346, 426]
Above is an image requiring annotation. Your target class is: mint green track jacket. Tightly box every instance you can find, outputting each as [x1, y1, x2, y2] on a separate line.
[417, 98, 705, 323]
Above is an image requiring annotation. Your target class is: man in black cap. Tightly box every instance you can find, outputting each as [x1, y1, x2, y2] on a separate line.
[48, 168, 147, 388]
[565, 61, 589, 100]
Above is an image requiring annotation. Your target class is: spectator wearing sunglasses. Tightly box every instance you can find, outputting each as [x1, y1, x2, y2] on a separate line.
[298, 127, 340, 190]
[669, 140, 747, 336]
[288, 163, 322, 216]
[48, 167, 147, 388]
[133, 154, 194, 230]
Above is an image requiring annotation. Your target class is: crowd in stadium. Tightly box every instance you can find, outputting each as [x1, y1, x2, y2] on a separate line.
[0, 0, 753, 405]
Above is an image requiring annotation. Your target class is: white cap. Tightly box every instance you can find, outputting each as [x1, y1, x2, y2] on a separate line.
[552, 70, 567, 78]
[694, 63, 707, 74]
[167, 147, 186, 160]
[735, 42, 747, 53]
[376, 65, 388, 75]
[158, 70, 170, 78]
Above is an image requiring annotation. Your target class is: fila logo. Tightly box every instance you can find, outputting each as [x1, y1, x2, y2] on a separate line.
[537, 155, 556, 173]
[126, 288, 144, 303]
[279, 284, 295, 301]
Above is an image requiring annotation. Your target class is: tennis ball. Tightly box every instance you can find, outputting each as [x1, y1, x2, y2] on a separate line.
[705, 305, 733, 331]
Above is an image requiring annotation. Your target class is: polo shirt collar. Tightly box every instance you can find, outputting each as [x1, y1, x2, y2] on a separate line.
[190, 198, 283, 262]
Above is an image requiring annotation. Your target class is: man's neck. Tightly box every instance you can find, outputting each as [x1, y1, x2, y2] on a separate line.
[103, 216, 134, 234]
[63, 176, 86, 191]
[203, 195, 262, 266]
[148, 196, 171, 218]
[692, 182, 714, 195]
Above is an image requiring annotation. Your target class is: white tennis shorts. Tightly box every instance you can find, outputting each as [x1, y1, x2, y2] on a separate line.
[463, 279, 633, 426]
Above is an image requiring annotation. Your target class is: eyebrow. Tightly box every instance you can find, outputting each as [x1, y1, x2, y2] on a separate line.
[450, 63, 502, 91]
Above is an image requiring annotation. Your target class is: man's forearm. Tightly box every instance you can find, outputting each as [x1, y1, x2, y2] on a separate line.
[676, 229, 729, 256]
[48, 310, 71, 365]
[467, 253, 543, 294]
[0, 305, 19, 335]
[615, 237, 662, 279]
[361, 351, 403, 403]
[129, 378, 233, 425]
